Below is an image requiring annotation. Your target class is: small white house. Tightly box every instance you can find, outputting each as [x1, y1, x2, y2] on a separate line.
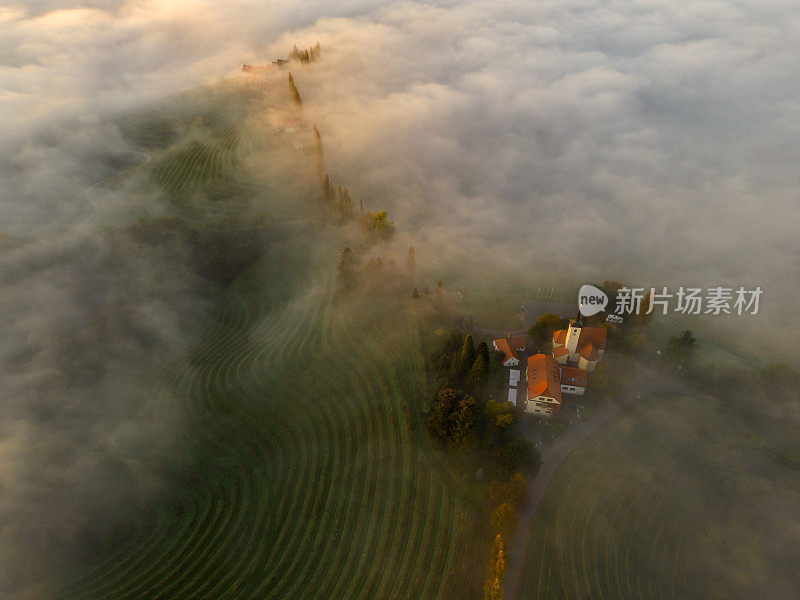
[493, 334, 527, 368]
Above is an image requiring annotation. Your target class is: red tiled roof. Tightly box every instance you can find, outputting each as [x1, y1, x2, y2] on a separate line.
[527, 353, 562, 404]
[493, 338, 518, 362]
[560, 366, 588, 387]
[578, 327, 607, 352]
[554, 326, 606, 361]
[507, 335, 527, 350]
[553, 346, 569, 358]
[578, 339, 599, 361]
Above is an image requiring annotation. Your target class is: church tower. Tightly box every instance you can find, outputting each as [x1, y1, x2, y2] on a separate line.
[564, 315, 583, 360]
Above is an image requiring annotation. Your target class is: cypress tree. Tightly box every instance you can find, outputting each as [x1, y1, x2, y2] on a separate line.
[288, 72, 302, 105]
[467, 354, 488, 390]
[478, 341, 491, 371]
[336, 247, 356, 290]
[460, 333, 476, 374]
[313, 124, 324, 176]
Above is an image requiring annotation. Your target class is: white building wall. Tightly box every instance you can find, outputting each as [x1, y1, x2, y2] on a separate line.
[565, 325, 582, 360]
[560, 384, 585, 395]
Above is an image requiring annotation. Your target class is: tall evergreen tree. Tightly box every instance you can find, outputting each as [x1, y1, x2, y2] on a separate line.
[336, 247, 356, 290]
[460, 333, 476, 374]
[313, 123, 324, 175]
[288, 72, 302, 105]
[477, 341, 491, 371]
[467, 354, 488, 390]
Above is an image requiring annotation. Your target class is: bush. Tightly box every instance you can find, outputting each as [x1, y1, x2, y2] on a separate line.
[496, 438, 539, 478]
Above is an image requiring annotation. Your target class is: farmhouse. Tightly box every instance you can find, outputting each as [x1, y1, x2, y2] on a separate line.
[552, 317, 607, 372]
[526, 353, 562, 417]
[492, 334, 527, 367]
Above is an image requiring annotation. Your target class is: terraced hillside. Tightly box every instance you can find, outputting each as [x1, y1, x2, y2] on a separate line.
[516, 394, 800, 600]
[106, 120, 258, 201]
[58, 80, 491, 596]
[60, 231, 488, 600]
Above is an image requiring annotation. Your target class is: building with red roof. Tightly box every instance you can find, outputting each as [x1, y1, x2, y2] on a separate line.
[559, 365, 587, 395]
[492, 333, 527, 367]
[526, 353, 562, 417]
[552, 317, 607, 372]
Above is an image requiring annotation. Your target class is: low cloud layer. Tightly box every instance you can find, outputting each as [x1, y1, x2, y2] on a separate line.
[1, 0, 799, 596]
[281, 1, 799, 355]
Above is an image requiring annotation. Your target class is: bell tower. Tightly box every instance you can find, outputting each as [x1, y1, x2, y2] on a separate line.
[565, 316, 583, 360]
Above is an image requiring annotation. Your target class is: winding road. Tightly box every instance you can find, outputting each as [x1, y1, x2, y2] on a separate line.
[501, 364, 698, 600]
[501, 360, 800, 600]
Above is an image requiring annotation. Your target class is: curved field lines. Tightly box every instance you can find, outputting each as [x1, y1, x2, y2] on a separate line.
[516, 395, 800, 600]
[516, 401, 694, 600]
[60, 239, 487, 600]
[145, 125, 245, 198]
[106, 122, 257, 201]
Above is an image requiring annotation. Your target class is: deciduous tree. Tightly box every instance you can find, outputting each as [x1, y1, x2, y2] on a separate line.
[491, 503, 519, 537]
[483, 534, 508, 600]
[528, 313, 566, 348]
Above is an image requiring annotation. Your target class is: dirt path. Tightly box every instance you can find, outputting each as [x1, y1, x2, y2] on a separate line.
[502, 400, 623, 600]
[503, 365, 690, 600]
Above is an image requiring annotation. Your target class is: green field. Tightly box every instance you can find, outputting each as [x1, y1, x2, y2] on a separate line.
[516, 394, 800, 600]
[58, 83, 491, 600]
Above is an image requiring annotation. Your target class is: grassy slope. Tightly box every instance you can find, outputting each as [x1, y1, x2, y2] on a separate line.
[58, 83, 490, 600]
[516, 393, 800, 600]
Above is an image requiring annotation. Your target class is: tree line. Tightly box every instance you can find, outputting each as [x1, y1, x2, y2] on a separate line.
[289, 42, 322, 63]
[311, 118, 396, 238]
[423, 327, 540, 600]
